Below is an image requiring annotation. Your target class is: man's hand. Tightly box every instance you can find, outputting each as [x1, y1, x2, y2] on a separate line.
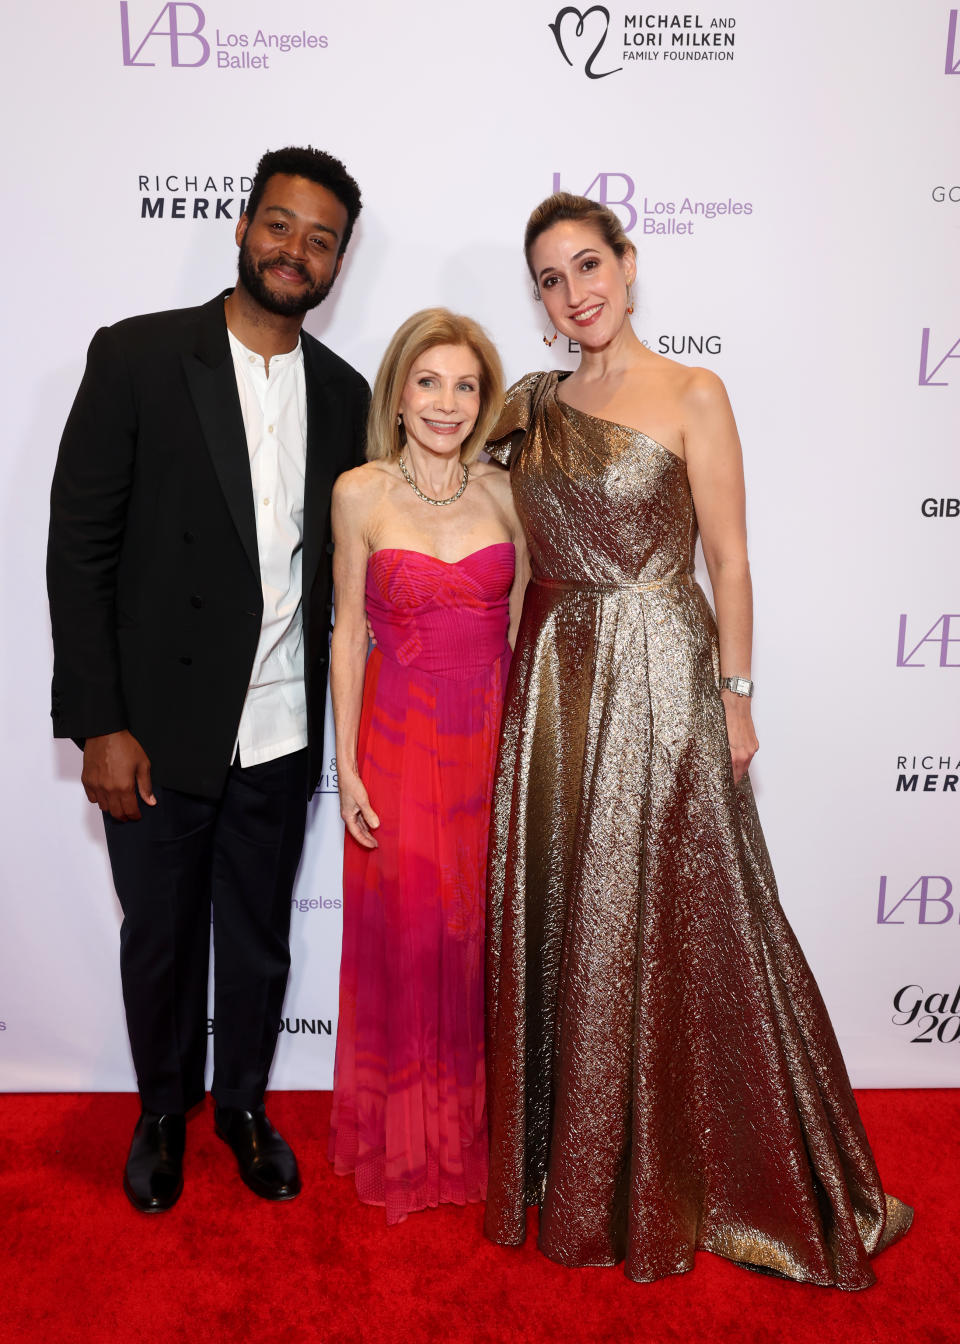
[82, 731, 156, 821]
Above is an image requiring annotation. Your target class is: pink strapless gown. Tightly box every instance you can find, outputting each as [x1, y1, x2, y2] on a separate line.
[329, 542, 514, 1223]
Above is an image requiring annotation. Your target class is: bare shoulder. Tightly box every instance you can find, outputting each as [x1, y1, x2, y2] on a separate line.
[679, 365, 731, 416]
[334, 461, 392, 503]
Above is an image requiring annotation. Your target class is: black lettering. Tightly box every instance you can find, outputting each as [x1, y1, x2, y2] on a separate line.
[911, 1013, 938, 1043]
[938, 1015, 960, 1043]
[892, 984, 922, 1023]
[141, 197, 163, 218]
[896, 774, 918, 791]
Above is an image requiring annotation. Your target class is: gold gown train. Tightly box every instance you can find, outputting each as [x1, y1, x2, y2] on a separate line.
[483, 371, 912, 1288]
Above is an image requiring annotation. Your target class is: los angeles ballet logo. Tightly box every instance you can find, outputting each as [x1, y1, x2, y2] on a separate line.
[896, 614, 960, 667]
[550, 171, 754, 238]
[876, 875, 956, 925]
[946, 10, 960, 74]
[120, 2, 209, 66]
[120, 2, 329, 70]
[918, 329, 960, 385]
[548, 6, 621, 79]
[892, 984, 960, 1043]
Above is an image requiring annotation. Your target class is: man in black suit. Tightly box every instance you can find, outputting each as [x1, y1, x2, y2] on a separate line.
[47, 146, 369, 1212]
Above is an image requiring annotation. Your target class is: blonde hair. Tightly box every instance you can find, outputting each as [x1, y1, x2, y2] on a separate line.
[367, 308, 504, 465]
[524, 192, 637, 295]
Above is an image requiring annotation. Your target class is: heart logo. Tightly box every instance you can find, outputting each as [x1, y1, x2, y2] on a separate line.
[548, 6, 621, 80]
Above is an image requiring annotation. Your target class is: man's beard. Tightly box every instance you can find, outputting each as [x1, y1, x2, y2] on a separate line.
[237, 238, 334, 317]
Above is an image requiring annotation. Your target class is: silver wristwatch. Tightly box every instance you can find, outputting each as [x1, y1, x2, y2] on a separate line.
[720, 676, 754, 698]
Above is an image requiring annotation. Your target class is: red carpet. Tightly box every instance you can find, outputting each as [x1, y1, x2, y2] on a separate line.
[1, 1090, 954, 1344]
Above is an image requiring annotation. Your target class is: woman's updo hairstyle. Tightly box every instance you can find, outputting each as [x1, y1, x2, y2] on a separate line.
[523, 192, 636, 297]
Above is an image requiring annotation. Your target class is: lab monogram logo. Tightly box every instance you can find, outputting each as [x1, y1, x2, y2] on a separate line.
[120, 2, 210, 67]
[876, 875, 956, 925]
[896, 615, 960, 668]
[918, 329, 960, 385]
[947, 10, 960, 74]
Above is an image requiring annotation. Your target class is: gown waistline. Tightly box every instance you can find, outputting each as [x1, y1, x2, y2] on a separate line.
[532, 571, 695, 594]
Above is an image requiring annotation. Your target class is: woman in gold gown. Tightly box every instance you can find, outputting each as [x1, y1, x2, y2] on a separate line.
[483, 192, 912, 1288]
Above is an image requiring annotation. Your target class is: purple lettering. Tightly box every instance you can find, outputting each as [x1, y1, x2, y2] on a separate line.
[878, 875, 955, 924]
[119, 2, 209, 68]
[553, 172, 637, 232]
[918, 327, 960, 385]
[897, 614, 960, 667]
[947, 10, 960, 74]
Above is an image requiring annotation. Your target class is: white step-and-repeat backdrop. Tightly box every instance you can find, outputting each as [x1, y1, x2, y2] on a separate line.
[1, 2, 957, 1091]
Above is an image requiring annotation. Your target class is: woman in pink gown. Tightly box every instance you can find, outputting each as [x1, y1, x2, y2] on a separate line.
[328, 309, 528, 1223]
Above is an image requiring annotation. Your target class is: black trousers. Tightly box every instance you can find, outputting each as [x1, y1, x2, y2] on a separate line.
[103, 748, 308, 1114]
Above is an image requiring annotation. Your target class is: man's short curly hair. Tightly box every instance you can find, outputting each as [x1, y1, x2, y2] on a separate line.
[245, 146, 362, 255]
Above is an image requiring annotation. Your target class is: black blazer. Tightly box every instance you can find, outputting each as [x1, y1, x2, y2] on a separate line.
[47, 291, 369, 798]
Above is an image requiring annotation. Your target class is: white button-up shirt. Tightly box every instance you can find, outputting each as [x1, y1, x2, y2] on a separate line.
[227, 329, 308, 767]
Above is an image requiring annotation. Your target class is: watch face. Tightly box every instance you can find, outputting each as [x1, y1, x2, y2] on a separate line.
[723, 677, 752, 696]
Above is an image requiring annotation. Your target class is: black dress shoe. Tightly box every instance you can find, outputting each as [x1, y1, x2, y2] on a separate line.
[123, 1111, 185, 1213]
[214, 1105, 301, 1201]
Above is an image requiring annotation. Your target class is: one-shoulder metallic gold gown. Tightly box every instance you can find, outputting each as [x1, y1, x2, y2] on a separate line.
[483, 371, 912, 1288]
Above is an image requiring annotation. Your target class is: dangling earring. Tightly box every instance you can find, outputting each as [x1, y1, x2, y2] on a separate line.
[626, 285, 635, 316]
[542, 317, 558, 348]
[396, 412, 406, 447]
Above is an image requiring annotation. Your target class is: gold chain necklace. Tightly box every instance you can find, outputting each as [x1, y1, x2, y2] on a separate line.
[398, 454, 469, 507]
